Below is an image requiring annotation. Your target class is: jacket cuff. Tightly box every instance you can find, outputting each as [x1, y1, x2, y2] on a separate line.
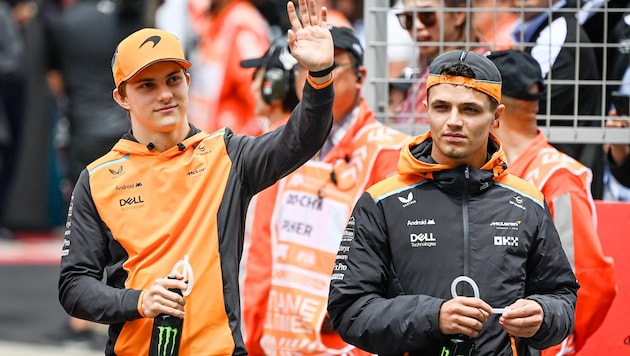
[137, 290, 147, 318]
[123, 289, 144, 320]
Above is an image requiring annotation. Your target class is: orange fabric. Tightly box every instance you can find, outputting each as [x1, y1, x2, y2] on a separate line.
[307, 74, 335, 89]
[187, 0, 270, 135]
[396, 132, 543, 198]
[243, 118, 288, 356]
[426, 73, 501, 103]
[87, 131, 235, 355]
[509, 131, 617, 355]
[326, 9, 353, 29]
[372, 132, 545, 207]
[242, 99, 408, 355]
[320, 333, 372, 356]
[510, 336, 517, 355]
[243, 186, 277, 356]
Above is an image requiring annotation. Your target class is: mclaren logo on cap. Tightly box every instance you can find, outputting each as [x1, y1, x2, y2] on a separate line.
[140, 35, 161, 48]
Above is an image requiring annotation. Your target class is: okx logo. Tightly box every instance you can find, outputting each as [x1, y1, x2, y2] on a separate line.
[150, 323, 182, 356]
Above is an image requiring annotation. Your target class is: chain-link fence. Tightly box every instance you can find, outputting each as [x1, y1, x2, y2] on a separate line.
[363, 0, 630, 144]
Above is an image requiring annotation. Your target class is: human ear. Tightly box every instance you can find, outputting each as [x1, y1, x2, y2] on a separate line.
[113, 88, 130, 111]
[492, 104, 505, 128]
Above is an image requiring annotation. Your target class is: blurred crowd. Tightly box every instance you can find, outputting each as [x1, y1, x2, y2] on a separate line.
[1, 1, 628, 237]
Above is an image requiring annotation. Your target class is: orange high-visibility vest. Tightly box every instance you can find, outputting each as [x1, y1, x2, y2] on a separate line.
[242, 100, 409, 355]
[510, 131, 616, 355]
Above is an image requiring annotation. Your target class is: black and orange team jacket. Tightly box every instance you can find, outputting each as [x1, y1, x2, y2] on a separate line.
[327, 132, 580, 356]
[58, 81, 333, 356]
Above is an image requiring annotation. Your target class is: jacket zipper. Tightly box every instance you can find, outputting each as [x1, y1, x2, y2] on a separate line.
[463, 166, 470, 277]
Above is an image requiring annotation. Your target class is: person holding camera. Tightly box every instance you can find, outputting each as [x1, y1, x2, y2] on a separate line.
[327, 50, 579, 355]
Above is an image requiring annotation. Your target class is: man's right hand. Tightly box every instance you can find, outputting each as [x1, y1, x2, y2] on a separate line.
[439, 297, 492, 338]
[141, 275, 187, 318]
[286, 0, 334, 80]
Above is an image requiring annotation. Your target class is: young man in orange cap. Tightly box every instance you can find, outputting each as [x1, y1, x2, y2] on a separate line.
[58, 1, 335, 354]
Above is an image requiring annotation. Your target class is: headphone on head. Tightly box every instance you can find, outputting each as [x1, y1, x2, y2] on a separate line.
[261, 37, 299, 110]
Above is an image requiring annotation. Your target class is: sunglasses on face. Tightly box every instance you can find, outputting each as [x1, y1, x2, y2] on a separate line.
[396, 10, 437, 30]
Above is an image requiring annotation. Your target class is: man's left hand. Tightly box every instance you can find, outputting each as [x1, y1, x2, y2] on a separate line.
[499, 299, 544, 338]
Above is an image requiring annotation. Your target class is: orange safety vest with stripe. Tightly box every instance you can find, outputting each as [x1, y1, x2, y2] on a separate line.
[242, 99, 409, 355]
[509, 131, 616, 356]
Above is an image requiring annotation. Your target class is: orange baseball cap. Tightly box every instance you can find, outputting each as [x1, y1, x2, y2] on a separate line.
[111, 28, 191, 88]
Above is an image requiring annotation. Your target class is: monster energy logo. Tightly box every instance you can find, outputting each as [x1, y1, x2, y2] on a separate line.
[156, 325, 180, 356]
[441, 346, 450, 356]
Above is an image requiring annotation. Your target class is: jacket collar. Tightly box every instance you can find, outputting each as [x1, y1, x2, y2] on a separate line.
[397, 132, 509, 195]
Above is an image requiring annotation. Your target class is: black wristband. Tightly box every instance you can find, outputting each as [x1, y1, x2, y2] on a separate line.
[308, 63, 336, 78]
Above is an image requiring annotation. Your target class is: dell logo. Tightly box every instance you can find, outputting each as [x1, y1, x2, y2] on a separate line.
[410, 233, 435, 242]
[119, 196, 145, 207]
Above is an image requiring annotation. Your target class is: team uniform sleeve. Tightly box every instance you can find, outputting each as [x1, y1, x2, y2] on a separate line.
[58, 169, 143, 323]
[522, 202, 580, 349]
[327, 193, 447, 354]
[226, 80, 334, 195]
